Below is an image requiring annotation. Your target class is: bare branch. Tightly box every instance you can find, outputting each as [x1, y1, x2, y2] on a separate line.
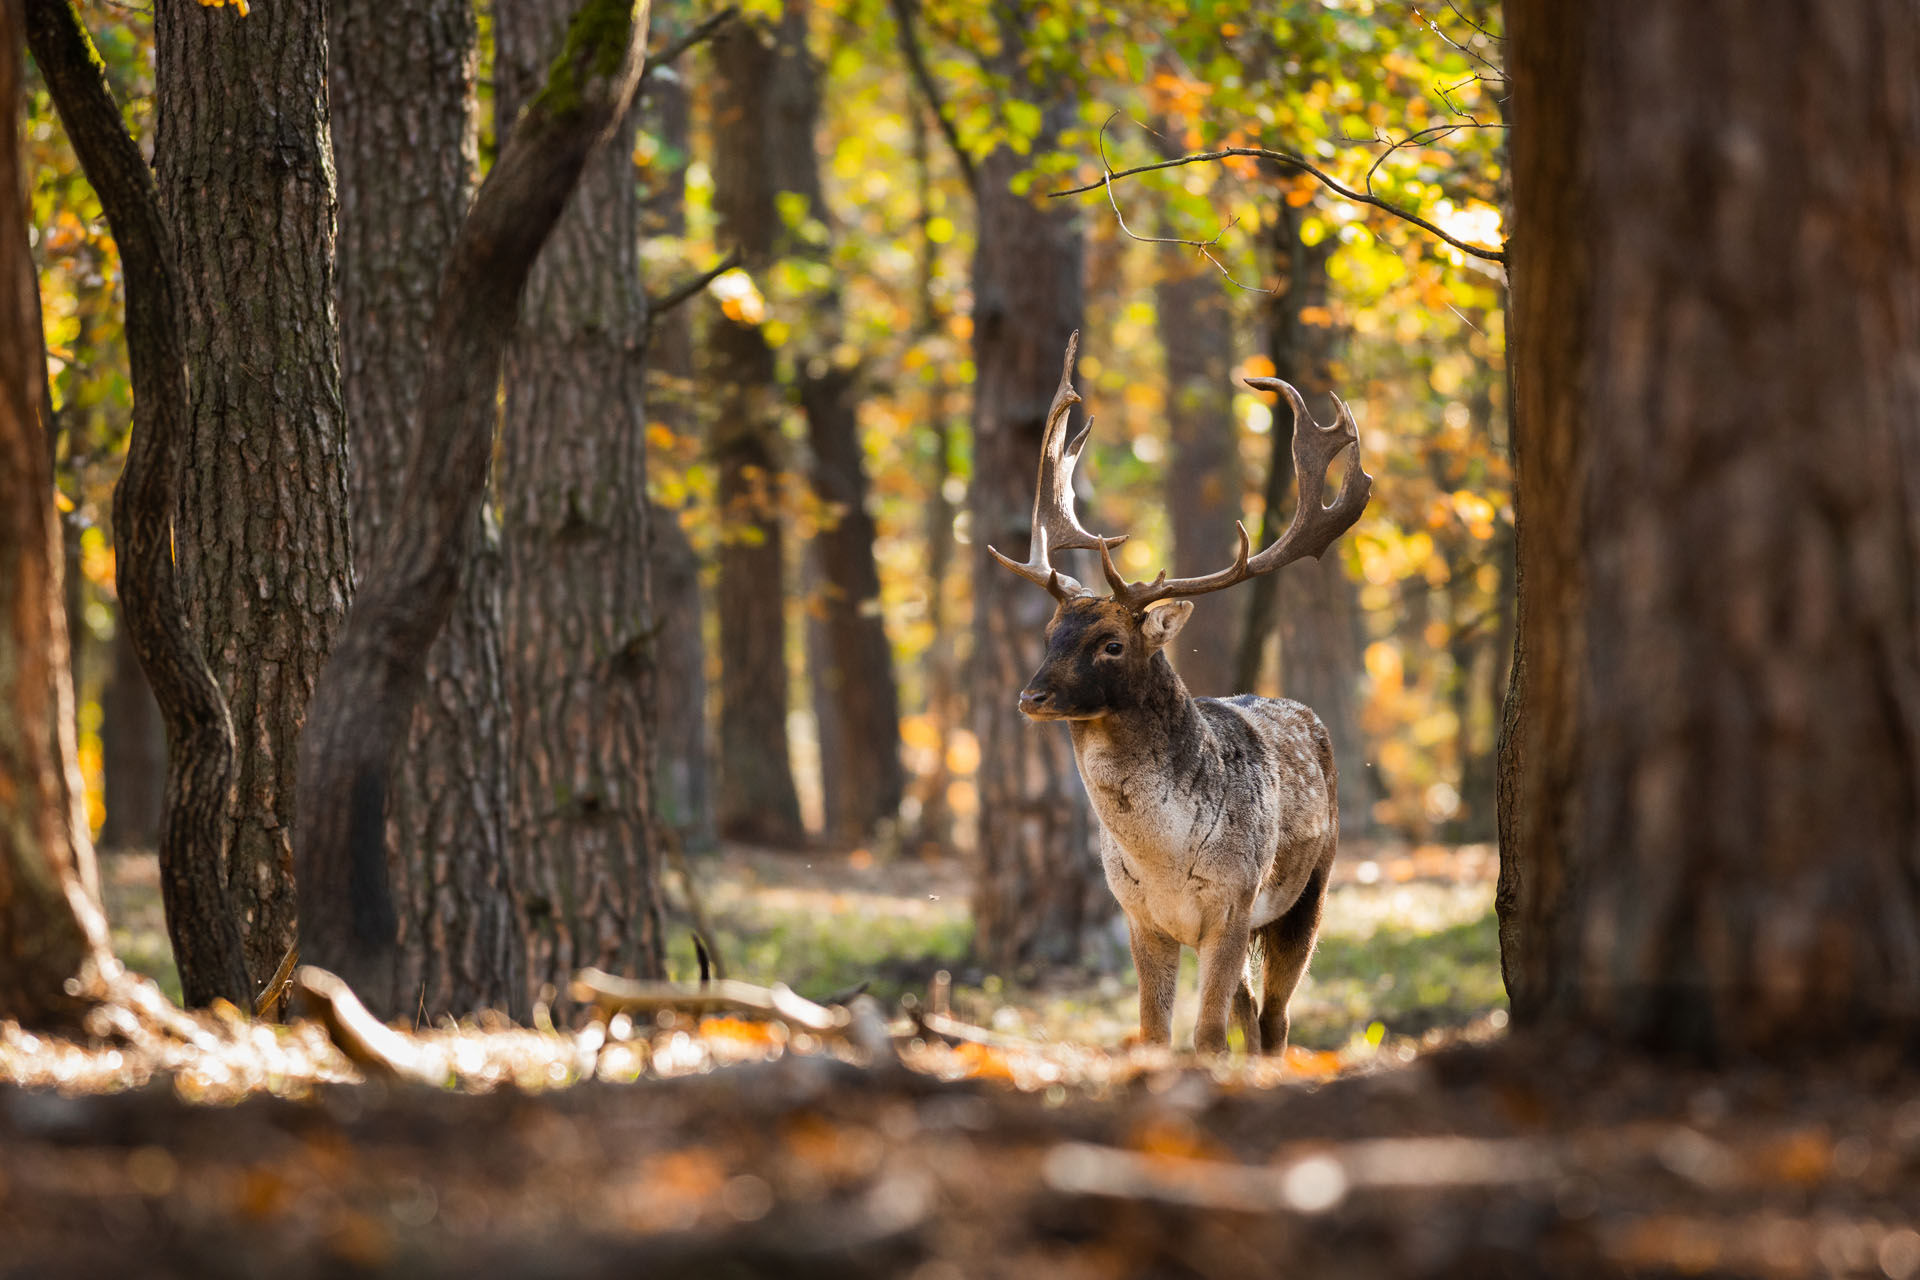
[640, 7, 738, 84]
[1051, 143, 1507, 266]
[886, 0, 977, 192]
[646, 245, 743, 327]
[1093, 114, 1273, 293]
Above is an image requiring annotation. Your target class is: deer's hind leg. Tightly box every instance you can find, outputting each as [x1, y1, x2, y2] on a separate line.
[1256, 861, 1330, 1056]
[1232, 969, 1262, 1055]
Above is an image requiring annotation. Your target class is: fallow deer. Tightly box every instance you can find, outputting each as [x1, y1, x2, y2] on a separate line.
[991, 332, 1372, 1055]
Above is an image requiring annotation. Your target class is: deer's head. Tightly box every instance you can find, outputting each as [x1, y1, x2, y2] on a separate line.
[991, 331, 1373, 721]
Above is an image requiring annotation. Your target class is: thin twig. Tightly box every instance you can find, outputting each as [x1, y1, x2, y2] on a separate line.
[1094, 114, 1272, 293]
[1418, 6, 1506, 78]
[647, 247, 743, 328]
[1443, 0, 1502, 41]
[886, 0, 977, 191]
[569, 969, 851, 1036]
[639, 7, 739, 84]
[1051, 144, 1506, 265]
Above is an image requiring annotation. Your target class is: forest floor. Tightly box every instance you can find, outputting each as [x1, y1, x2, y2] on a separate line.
[5, 846, 1914, 1277]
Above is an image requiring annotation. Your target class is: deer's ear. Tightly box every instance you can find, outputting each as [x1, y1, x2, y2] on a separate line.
[1139, 600, 1194, 652]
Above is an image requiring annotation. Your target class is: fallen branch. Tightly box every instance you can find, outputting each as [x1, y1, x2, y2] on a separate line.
[252, 943, 299, 1019]
[569, 969, 849, 1036]
[905, 1003, 1042, 1052]
[290, 965, 442, 1085]
[1051, 143, 1506, 266]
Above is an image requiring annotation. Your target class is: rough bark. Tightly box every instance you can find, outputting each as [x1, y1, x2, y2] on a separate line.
[25, 0, 252, 1008]
[709, 14, 805, 847]
[1500, 1, 1920, 1051]
[295, 0, 654, 1017]
[332, 0, 527, 1018]
[97, 614, 163, 852]
[1241, 205, 1373, 835]
[0, 0, 112, 1026]
[968, 101, 1109, 972]
[640, 22, 716, 854]
[155, 0, 351, 986]
[495, 0, 666, 1004]
[1156, 239, 1240, 699]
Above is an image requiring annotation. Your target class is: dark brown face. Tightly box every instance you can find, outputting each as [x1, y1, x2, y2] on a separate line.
[1018, 597, 1193, 721]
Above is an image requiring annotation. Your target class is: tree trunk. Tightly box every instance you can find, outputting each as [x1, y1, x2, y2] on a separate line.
[1499, 1, 1920, 1052]
[640, 21, 716, 854]
[1, 0, 112, 1028]
[1241, 205, 1374, 835]
[332, 0, 527, 1018]
[156, 0, 351, 986]
[1156, 238, 1240, 699]
[496, 0, 666, 1004]
[709, 15, 805, 847]
[98, 613, 163, 852]
[968, 109, 1109, 972]
[750, 3, 905, 846]
[27, 0, 252, 1008]
[295, 0, 653, 1016]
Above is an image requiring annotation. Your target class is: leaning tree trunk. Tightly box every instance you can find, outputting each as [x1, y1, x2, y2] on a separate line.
[333, 0, 527, 1018]
[1240, 204, 1374, 835]
[156, 0, 351, 987]
[295, 0, 653, 1016]
[1499, 1, 1920, 1053]
[1156, 225, 1240, 699]
[708, 15, 806, 847]
[27, 0, 252, 1008]
[969, 116, 1109, 972]
[0, 1, 112, 1026]
[640, 14, 717, 853]
[497, 0, 666, 1004]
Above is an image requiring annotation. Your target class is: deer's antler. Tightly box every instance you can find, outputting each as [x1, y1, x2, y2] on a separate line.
[985, 330, 1125, 600]
[1098, 378, 1372, 610]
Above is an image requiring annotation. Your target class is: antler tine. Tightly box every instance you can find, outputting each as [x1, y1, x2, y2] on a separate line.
[1105, 377, 1372, 612]
[986, 330, 1125, 601]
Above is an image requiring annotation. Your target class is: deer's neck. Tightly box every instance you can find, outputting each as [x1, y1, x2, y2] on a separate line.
[1069, 652, 1204, 767]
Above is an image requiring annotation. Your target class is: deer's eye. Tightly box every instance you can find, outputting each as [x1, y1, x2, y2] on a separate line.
[1103, 641, 1124, 656]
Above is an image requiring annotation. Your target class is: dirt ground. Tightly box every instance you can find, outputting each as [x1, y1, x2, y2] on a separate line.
[7, 846, 1912, 1277]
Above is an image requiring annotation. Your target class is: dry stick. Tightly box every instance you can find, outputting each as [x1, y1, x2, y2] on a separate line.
[570, 968, 849, 1036]
[1051, 144, 1507, 266]
[24, 0, 252, 1007]
[290, 965, 441, 1085]
[253, 942, 300, 1019]
[294, 0, 654, 1017]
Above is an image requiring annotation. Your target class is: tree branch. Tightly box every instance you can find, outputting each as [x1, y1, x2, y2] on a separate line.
[645, 245, 742, 329]
[24, 0, 252, 1007]
[886, 0, 975, 192]
[639, 6, 735, 84]
[1052, 144, 1507, 266]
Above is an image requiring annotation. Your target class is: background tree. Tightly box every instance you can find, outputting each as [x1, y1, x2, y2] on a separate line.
[1497, 0, 1920, 1051]
[0, 0, 111, 1025]
[332, 0, 527, 1018]
[155, 0, 350, 985]
[494, 0, 668, 1002]
[707, 12, 807, 847]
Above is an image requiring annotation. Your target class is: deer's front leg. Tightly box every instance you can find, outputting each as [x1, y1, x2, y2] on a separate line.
[1127, 916, 1180, 1047]
[1194, 915, 1253, 1054]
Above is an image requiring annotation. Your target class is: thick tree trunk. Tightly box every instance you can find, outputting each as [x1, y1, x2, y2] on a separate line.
[333, 0, 527, 1018]
[27, 0, 252, 1008]
[640, 23, 716, 854]
[969, 120, 1109, 972]
[1241, 206, 1373, 835]
[156, 0, 351, 986]
[1499, 1, 1920, 1052]
[1156, 244, 1240, 699]
[0, 1, 111, 1026]
[295, 0, 653, 1015]
[97, 614, 163, 852]
[709, 16, 805, 847]
[496, 0, 666, 1003]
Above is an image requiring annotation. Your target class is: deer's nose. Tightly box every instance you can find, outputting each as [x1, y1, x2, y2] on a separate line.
[1019, 688, 1051, 713]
